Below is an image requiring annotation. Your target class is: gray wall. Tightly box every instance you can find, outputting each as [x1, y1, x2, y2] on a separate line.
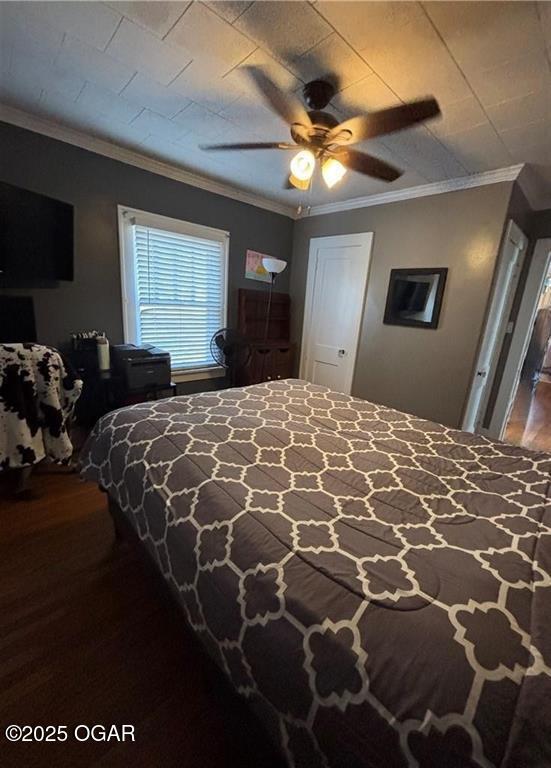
[1, 121, 522, 424]
[0, 121, 294, 352]
[291, 182, 514, 427]
[506, 183, 536, 236]
[532, 208, 551, 239]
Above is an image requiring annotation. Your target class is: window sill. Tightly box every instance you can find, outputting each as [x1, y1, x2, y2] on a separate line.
[171, 366, 226, 383]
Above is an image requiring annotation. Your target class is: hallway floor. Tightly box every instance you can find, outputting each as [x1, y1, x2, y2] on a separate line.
[504, 377, 551, 453]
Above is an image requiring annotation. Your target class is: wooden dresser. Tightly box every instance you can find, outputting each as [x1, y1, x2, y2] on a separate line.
[236, 288, 295, 385]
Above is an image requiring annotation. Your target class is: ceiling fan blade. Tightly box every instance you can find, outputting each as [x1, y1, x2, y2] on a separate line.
[327, 98, 441, 144]
[201, 142, 296, 151]
[334, 149, 403, 181]
[242, 66, 312, 131]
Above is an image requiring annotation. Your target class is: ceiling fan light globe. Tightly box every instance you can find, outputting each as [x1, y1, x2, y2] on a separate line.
[322, 157, 347, 188]
[289, 173, 310, 191]
[290, 149, 315, 181]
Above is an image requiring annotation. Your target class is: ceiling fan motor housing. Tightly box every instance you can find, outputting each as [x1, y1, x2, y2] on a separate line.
[303, 79, 336, 110]
[298, 110, 341, 150]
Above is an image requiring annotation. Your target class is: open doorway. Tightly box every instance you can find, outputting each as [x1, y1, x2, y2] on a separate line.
[470, 237, 551, 448]
[504, 255, 551, 451]
[462, 220, 528, 434]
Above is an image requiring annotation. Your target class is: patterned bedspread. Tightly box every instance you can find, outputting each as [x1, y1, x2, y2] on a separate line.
[0, 343, 82, 470]
[80, 380, 551, 768]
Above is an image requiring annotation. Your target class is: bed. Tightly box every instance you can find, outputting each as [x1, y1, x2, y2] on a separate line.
[80, 379, 551, 768]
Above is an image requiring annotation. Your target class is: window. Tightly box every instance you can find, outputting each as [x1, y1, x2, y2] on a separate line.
[119, 207, 228, 377]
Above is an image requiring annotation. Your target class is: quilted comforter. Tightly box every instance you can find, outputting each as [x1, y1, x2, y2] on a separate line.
[0, 343, 82, 470]
[80, 380, 551, 768]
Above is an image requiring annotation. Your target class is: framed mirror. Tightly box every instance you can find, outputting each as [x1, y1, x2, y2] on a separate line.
[383, 268, 448, 329]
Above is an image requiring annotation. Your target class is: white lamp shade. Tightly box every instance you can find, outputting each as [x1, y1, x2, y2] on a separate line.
[290, 150, 315, 182]
[288, 173, 310, 191]
[262, 257, 287, 274]
[322, 157, 346, 188]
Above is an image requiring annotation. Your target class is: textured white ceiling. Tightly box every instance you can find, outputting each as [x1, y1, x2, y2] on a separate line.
[1, 1, 550, 208]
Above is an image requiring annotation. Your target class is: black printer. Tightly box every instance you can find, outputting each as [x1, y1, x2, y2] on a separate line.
[111, 344, 171, 392]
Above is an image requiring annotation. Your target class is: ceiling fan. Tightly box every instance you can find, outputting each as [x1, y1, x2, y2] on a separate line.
[201, 67, 441, 191]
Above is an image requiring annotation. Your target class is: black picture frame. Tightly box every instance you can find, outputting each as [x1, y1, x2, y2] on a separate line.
[383, 267, 448, 329]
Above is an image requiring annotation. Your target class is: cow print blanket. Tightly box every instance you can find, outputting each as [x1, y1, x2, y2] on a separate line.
[0, 344, 82, 470]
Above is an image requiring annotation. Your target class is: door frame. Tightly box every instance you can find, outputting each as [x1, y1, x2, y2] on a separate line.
[299, 232, 374, 393]
[488, 237, 551, 439]
[462, 219, 528, 433]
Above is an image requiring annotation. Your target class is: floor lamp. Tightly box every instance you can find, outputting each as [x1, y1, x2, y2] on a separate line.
[262, 257, 287, 341]
[260, 257, 287, 382]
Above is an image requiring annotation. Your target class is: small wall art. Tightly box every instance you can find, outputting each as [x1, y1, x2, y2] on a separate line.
[245, 250, 271, 283]
[383, 268, 448, 329]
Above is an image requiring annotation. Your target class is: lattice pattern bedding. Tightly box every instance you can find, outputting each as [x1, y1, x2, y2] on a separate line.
[80, 380, 551, 768]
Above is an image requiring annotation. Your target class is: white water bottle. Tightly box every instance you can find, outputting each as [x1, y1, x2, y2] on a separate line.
[97, 336, 110, 371]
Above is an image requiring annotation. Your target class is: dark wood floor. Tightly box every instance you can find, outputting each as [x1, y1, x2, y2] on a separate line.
[0, 470, 284, 768]
[504, 378, 551, 453]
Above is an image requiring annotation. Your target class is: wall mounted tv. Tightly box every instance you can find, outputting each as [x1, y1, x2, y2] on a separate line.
[0, 181, 74, 281]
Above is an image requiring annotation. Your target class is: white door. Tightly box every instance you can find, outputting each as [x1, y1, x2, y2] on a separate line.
[462, 220, 528, 433]
[300, 233, 373, 393]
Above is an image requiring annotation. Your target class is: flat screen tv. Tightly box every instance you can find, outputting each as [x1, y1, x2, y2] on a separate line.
[0, 181, 74, 281]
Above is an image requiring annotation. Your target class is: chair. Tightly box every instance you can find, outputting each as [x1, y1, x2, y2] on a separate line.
[0, 343, 82, 492]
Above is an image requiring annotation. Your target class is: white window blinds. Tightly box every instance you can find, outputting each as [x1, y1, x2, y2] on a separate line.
[120, 209, 228, 373]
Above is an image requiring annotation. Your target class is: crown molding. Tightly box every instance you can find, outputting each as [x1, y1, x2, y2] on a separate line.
[300, 164, 525, 218]
[0, 103, 297, 219]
